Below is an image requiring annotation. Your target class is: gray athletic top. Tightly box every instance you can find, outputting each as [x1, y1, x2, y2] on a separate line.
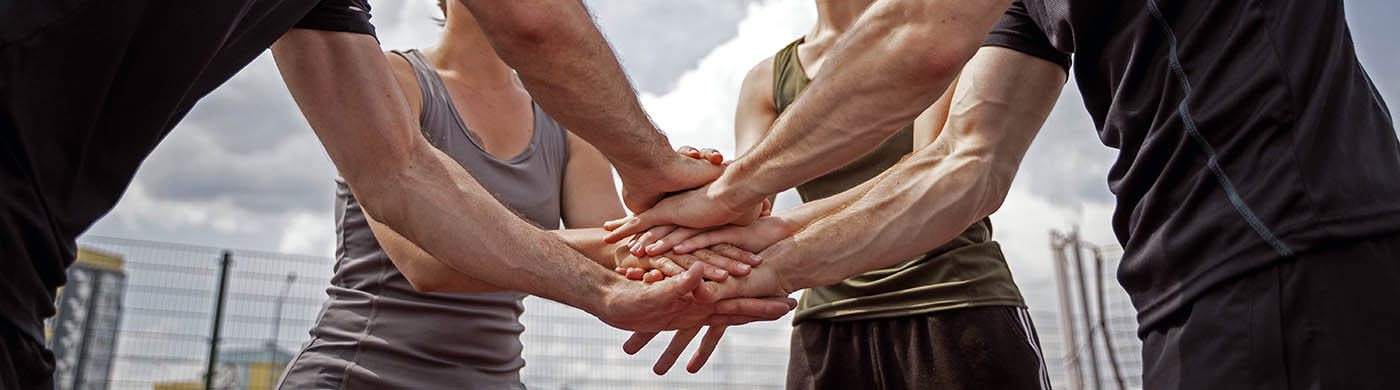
[279, 49, 569, 390]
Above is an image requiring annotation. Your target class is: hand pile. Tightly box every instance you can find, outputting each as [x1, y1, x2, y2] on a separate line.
[606, 146, 802, 375]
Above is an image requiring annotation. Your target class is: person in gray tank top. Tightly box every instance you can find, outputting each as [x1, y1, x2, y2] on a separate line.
[277, 2, 771, 388]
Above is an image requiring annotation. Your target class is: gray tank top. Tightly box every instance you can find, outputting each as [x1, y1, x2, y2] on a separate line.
[280, 49, 569, 390]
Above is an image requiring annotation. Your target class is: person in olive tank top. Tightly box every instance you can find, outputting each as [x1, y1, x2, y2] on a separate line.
[278, 2, 777, 388]
[614, 1, 1051, 388]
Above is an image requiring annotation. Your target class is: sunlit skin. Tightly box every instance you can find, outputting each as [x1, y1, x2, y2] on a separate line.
[269, 0, 798, 334]
[603, 0, 1067, 375]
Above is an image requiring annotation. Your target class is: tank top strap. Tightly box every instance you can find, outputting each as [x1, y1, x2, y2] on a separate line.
[772, 37, 808, 113]
[390, 49, 459, 145]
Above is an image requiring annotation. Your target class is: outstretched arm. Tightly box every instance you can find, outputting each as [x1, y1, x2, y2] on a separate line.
[458, 0, 729, 212]
[603, 0, 1015, 240]
[708, 46, 1067, 299]
[270, 29, 792, 331]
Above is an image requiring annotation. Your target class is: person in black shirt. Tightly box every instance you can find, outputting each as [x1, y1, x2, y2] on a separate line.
[610, 0, 1400, 388]
[0, 1, 796, 387]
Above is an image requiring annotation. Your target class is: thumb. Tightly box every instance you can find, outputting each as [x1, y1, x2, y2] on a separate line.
[653, 266, 705, 302]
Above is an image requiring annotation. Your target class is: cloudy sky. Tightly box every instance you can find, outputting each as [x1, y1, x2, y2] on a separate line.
[81, 0, 1397, 385]
[86, 0, 1399, 308]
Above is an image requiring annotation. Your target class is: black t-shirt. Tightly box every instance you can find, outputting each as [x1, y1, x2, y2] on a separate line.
[0, 0, 372, 344]
[985, 0, 1400, 331]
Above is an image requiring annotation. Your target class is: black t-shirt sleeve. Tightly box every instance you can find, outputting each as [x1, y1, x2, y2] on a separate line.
[982, 0, 1070, 71]
[295, 0, 376, 36]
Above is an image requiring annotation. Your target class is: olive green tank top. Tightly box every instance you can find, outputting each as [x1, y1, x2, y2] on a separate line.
[773, 38, 1026, 323]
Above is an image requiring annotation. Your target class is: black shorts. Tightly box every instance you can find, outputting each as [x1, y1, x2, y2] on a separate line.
[787, 306, 1051, 390]
[1141, 233, 1400, 390]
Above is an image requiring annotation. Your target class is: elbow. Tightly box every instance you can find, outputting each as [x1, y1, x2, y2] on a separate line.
[905, 38, 979, 88]
[484, 3, 572, 51]
[973, 157, 1019, 219]
[873, 10, 981, 87]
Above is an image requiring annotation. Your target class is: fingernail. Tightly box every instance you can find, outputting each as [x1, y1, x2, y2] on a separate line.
[737, 264, 750, 272]
[711, 269, 727, 278]
[674, 244, 688, 252]
[749, 254, 762, 263]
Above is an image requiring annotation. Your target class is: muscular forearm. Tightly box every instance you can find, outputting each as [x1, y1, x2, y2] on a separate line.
[459, 0, 670, 174]
[272, 29, 623, 315]
[713, 0, 1013, 206]
[772, 46, 1066, 291]
[367, 217, 624, 294]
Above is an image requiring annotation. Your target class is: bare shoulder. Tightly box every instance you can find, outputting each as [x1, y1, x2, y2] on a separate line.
[382, 50, 423, 118]
[739, 56, 777, 108]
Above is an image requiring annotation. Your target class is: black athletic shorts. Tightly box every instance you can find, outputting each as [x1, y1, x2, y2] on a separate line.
[787, 306, 1051, 390]
[1141, 233, 1400, 390]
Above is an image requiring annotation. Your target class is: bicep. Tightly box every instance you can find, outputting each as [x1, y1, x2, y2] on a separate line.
[560, 132, 627, 228]
[942, 46, 1065, 150]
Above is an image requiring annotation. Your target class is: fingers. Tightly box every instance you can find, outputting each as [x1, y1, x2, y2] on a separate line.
[658, 257, 733, 280]
[712, 297, 797, 319]
[603, 216, 629, 232]
[632, 225, 678, 256]
[760, 198, 773, 217]
[646, 226, 705, 256]
[625, 267, 646, 280]
[647, 256, 687, 277]
[653, 266, 705, 302]
[654, 327, 701, 375]
[672, 229, 740, 254]
[690, 249, 751, 277]
[708, 244, 763, 266]
[704, 314, 785, 326]
[701, 148, 723, 164]
[642, 269, 665, 283]
[624, 332, 659, 355]
[687, 326, 728, 373]
[604, 213, 660, 243]
[677, 146, 724, 165]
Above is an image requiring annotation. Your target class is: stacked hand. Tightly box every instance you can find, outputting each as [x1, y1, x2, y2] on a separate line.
[607, 147, 771, 244]
[609, 145, 801, 374]
[607, 214, 803, 374]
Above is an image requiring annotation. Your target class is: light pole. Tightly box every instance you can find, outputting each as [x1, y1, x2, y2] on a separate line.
[269, 272, 297, 369]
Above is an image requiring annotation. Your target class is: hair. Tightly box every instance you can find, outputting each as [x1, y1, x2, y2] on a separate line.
[432, 0, 447, 27]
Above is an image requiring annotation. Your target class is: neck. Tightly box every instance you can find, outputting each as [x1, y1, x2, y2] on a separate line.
[426, 17, 516, 86]
[810, 0, 874, 38]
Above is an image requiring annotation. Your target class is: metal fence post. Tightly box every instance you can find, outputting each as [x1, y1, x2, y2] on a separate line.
[206, 251, 232, 390]
[1069, 228, 1103, 390]
[1050, 230, 1084, 390]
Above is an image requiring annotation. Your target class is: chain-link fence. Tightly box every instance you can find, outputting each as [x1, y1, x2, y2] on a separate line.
[54, 234, 1142, 390]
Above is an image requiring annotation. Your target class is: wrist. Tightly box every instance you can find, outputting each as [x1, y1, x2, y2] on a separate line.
[771, 229, 839, 292]
[610, 128, 671, 178]
[584, 273, 627, 319]
[710, 161, 767, 213]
